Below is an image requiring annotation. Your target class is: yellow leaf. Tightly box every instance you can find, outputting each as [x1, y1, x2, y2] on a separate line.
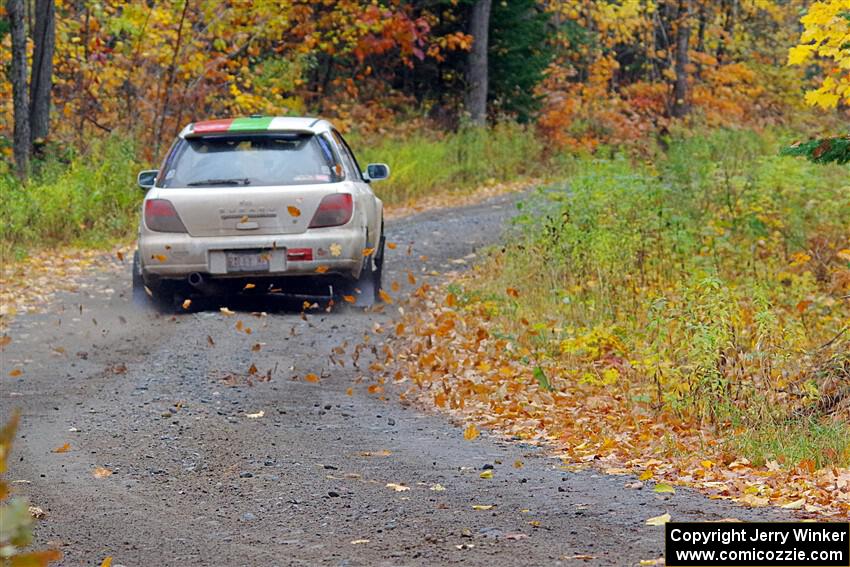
[645, 512, 671, 526]
[479, 470, 493, 479]
[639, 470, 653, 481]
[472, 504, 494, 510]
[93, 467, 113, 478]
[53, 443, 71, 453]
[181, 299, 192, 310]
[315, 265, 329, 274]
[362, 248, 375, 257]
[386, 483, 410, 492]
[463, 423, 479, 441]
[653, 483, 675, 494]
[514, 460, 523, 469]
[346, 387, 353, 396]
[243, 283, 256, 290]
[101, 557, 113, 567]
[329, 243, 342, 257]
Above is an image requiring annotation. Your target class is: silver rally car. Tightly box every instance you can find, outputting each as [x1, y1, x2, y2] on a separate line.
[133, 116, 389, 308]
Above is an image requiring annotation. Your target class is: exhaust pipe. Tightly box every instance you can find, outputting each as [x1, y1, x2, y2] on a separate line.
[188, 272, 205, 288]
[187, 272, 221, 296]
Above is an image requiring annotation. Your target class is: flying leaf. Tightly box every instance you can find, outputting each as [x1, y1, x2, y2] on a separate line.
[342, 295, 356, 303]
[645, 512, 671, 526]
[220, 307, 235, 316]
[387, 242, 397, 250]
[315, 265, 329, 274]
[181, 298, 192, 310]
[152, 254, 167, 262]
[287, 205, 301, 217]
[463, 423, 480, 441]
[362, 248, 375, 257]
[243, 283, 256, 290]
[379, 290, 393, 303]
[329, 243, 342, 257]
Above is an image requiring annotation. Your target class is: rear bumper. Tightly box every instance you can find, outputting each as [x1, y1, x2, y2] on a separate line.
[138, 227, 365, 280]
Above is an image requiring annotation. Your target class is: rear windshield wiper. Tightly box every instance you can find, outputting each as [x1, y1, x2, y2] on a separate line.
[186, 178, 251, 186]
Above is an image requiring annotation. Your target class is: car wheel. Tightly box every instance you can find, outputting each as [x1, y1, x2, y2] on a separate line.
[338, 227, 385, 307]
[132, 250, 175, 312]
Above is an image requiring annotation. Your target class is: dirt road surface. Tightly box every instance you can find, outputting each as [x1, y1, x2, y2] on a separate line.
[1, 194, 785, 566]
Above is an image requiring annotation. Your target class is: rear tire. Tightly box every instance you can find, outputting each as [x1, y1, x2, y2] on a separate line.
[132, 250, 175, 312]
[337, 226, 385, 307]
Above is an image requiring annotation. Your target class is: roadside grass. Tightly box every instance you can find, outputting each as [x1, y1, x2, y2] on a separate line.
[1, 123, 552, 260]
[437, 128, 850, 470]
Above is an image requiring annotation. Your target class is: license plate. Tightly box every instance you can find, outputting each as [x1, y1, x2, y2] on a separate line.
[226, 250, 270, 273]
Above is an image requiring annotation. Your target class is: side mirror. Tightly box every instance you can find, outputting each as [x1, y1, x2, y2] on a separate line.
[137, 170, 158, 190]
[364, 163, 390, 182]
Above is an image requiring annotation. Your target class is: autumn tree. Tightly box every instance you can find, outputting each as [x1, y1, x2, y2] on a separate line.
[465, 0, 492, 124]
[29, 0, 55, 149]
[785, 0, 850, 164]
[6, 0, 28, 178]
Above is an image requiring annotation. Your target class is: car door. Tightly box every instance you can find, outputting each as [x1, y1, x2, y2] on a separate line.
[331, 130, 382, 248]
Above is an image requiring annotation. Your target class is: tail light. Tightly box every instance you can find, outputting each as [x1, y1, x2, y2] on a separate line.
[145, 199, 188, 233]
[309, 193, 353, 228]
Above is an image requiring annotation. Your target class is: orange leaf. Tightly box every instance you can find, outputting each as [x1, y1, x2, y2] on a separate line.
[506, 287, 519, 298]
[346, 387, 353, 396]
[463, 423, 479, 441]
[93, 467, 113, 478]
[379, 289, 393, 303]
[407, 271, 416, 285]
[342, 295, 356, 303]
[152, 254, 167, 262]
[362, 248, 375, 257]
[315, 265, 329, 274]
[305, 373, 320, 383]
[0, 336, 10, 348]
[244, 283, 256, 290]
[181, 298, 192, 310]
[287, 205, 301, 217]
[387, 242, 397, 250]
[391, 281, 400, 292]
[368, 384, 383, 394]
[8, 368, 22, 377]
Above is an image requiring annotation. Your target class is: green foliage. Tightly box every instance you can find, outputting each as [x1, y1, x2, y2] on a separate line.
[781, 136, 850, 165]
[0, 136, 144, 256]
[478, 129, 850, 438]
[355, 122, 548, 204]
[489, 0, 553, 122]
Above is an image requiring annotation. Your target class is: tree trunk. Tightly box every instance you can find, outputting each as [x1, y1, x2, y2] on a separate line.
[671, 0, 691, 118]
[29, 0, 56, 145]
[7, 0, 30, 179]
[465, 0, 492, 125]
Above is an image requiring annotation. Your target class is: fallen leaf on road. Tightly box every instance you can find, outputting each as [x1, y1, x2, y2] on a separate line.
[220, 307, 235, 316]
[386, 483, 410, 492]
[505, 533, 529, 541]
[472, 504, 494, 510]
[207, 335, 215, 346]
[28, 505, 46, 519]
[781, 498, 805, 510]
[639, 470, 654, 481]
[305, 373, 320, 383]
[653, 482, 675, 494]
[514, 460, 523, 469]
[737, 493, 769, 507]
[645, 512, 671, 526]
[252, 343, 262, 352]
[463, 424, 479, 441]
[430, 483, 446, 491]
[625, 481, 644, 489]
[565, 554, 595, 560]
[346, 387, 353, 396]
[246, 411, 264, 419]
[479, 470, 493, 479]
[93, 467, 113, 478]
[52, 443, 71, 453]
[8, 368, 22, 377]
[359, 450, 392, 457]
[100, 557, 113, 567]
[639, 558, 664, 565]
[350, 539, 370, 544]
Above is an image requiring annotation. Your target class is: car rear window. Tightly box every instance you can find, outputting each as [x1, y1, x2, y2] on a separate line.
[159, 133, 344, 188]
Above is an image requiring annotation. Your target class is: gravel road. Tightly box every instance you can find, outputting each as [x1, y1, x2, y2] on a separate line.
[0, 193, 786, 566]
